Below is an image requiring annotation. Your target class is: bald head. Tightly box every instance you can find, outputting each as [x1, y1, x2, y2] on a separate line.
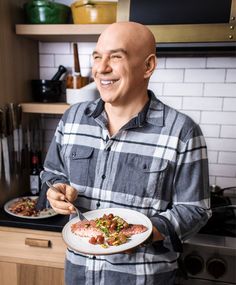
[92, 21, 157, 108]
[97, 22, 156, 59]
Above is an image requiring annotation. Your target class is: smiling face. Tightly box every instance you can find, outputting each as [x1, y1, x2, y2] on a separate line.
[92, 22, 156, 108]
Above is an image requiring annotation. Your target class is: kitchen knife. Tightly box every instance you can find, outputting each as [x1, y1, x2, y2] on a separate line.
[2, 106, 10, 186]
[17, 104, 23, 167]
[9, 103, 19, 174]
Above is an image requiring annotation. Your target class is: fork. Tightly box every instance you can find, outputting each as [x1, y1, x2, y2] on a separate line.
[46, 181, 88, 221]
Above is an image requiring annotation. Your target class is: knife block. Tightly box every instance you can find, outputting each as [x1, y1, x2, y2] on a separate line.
[66, 74, 90, 89]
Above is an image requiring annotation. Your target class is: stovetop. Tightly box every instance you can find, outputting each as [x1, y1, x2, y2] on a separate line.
[199, 217, 236, 237]
[200, 186, 236, 238]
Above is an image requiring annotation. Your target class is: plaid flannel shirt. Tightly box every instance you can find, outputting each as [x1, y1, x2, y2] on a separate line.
[41, 91, 211, 285]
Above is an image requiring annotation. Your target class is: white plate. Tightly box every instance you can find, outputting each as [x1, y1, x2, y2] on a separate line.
[62, 208, 152, 255]
[4, 196, 57, 219]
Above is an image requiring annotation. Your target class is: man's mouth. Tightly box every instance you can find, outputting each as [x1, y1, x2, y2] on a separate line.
[100, 79, 118, 86]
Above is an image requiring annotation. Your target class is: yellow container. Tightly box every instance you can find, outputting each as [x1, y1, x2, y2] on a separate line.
[71, 0, 117, 24]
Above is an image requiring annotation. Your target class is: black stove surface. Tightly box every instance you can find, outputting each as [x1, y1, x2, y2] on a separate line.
[199, 203, 236, 237]
[199, 218, 236, 237]
[201, 187, 236, 237]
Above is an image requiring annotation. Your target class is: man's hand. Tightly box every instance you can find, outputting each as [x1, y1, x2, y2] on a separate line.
[123, 226, 164, 254]
[46, 183, 78, 215]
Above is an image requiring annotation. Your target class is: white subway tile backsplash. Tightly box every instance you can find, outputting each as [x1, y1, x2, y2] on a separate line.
[75, 42, 96, 55]
[179, 110, 201, 123]
[55, 54, 73, 68]
[209, 163, 236, 177]
[221, 125, 236, 138]
[184, 69, 225, 83]
[201, 111, 236, 125]
[156, 58, 166, 69]
[209, 176, 216, 186]
[166, 57, 206, 68]
[215, 177, 236, 188]
[226, 69, 236, 83]
[38, 42, 236, 186]
[207, 57, 236, 68]
[204, 83, 236, 97]
[183, 97, 222, 111]
[39, 42, 70, 54]
[78, 54, 91, 68]
[163, 83, 203, 96]
[39, 54, 54, 67]
[151, 69, 184, 82]
[223, 98, 236, 111]
[200, 124, 220, 137]
[206, 138, 236, 152]
[148, 82, 164, 95]
[158, 96, 182, 109]
[54, 54, 91, 70]
[219, 152, 236, 164]
[207, 151, 218, 164]
[40, 67, 58, 80]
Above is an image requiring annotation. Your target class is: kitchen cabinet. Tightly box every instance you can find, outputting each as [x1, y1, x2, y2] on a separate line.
[0, 226, 66, 285]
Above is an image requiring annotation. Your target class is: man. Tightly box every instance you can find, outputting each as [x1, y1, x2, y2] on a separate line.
[42, 22, 211, 285]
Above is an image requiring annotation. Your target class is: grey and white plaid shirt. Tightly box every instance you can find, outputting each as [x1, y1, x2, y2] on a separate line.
[42, 91, 211, 285]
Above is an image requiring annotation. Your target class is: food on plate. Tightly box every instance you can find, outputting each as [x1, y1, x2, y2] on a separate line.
[71, 213, 148, 247]
[8, 197, 42, 217]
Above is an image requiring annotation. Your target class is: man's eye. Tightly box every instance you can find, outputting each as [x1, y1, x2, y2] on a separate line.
[111, 54, 122, 59]
[93, 55, 101, 60]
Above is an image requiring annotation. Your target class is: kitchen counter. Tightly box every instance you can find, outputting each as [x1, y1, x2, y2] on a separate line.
[0, 207, 69, 232]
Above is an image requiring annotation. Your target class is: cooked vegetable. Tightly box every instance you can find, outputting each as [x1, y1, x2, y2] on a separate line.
[71, 213, 148, 248]
[8, 197, 45, 217]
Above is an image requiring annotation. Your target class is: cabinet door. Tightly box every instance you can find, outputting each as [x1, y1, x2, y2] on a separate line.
[0, 261, 17, 285]
[18, 264, 64, 285]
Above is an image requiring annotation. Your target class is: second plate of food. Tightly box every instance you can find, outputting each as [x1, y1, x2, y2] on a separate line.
[4, 196, 57, 219]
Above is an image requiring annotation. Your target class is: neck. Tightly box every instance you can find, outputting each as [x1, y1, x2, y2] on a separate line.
[105, 93, 149, 136]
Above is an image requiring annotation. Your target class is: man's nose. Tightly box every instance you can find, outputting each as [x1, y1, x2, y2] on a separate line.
[96, 58, 112, 73]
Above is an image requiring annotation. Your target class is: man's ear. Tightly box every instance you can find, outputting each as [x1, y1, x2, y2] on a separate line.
[144, 54, 157, 79]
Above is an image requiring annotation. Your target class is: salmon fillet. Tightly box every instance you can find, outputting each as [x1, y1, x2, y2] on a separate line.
[71, 219, 147, 238]
[71, 220, 101, 237]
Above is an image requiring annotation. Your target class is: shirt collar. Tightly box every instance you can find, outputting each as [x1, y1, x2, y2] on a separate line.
[86, 90, 164, 128]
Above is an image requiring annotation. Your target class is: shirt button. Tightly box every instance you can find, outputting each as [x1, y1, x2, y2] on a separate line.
[102, 174, 106, 179]
[72, 152, 76, 158]
[96, 202, 100, 207]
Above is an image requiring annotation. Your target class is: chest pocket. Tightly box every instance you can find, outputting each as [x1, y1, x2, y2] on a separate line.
[69, 145, 94, 187]
[115, 155, 169, 200]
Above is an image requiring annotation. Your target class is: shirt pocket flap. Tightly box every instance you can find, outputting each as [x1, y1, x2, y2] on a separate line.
[140, 158, 169, 174]
[70, 145, 94, 160]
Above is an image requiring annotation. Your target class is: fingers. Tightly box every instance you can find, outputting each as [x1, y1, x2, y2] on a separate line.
[152, 226, 164, 241]
[46, 183, 78, 215]
[54, 183, 78, 202]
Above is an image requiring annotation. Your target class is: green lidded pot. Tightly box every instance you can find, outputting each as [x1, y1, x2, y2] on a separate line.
[24, 0, 71, 24]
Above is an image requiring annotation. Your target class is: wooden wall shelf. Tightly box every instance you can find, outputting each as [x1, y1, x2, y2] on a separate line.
[15, 24, 109, 42]
[21, 102, 69, 114]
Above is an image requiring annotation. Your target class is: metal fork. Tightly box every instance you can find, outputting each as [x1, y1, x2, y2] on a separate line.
[46, 181, 88, 221]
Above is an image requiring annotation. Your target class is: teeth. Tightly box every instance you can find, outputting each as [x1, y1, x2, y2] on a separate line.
[101, 80, 115, 85]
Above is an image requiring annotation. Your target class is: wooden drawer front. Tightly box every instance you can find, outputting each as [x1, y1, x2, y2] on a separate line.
[0, 227, 66, 268]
